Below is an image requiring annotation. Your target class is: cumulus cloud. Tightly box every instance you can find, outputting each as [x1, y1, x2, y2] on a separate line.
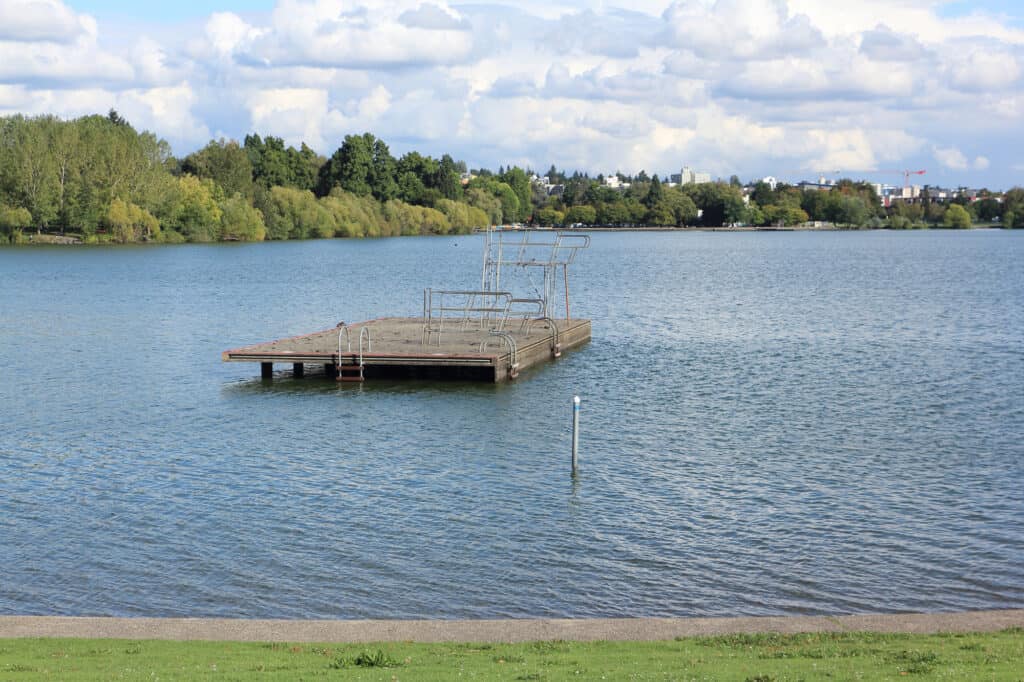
[859, 25, 928, 62]
[0, 0, 135, 88]
[0, 36, 133, 88]
[543, 8, 663, 58]
[204, 12, 265, 57]
[945, 46, 1022, 92]
[934, 146, 969, 170]
[663, 0, 824, 60]
[0, 0, 1021, 186]
[237, 0, 474, 69]
[0, 0, 89, 43]
[398, 3, 468, 31]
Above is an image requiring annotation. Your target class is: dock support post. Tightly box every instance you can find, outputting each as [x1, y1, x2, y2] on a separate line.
[571, 395, 580, 476]
[261, 362, 273, 379]
[325, 363, 338, 379]
[293, 362, 304, 378]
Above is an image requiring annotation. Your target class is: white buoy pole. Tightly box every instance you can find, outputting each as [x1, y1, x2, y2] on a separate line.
[571, 395, 580, 476]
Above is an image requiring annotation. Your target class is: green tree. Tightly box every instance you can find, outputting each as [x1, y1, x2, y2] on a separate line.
[644, 175, 664, 208]
[168, 174, 223, 241]
[1003, 188, 1024, 228]
[182, 139, 254, 199]
[370, 138, 398, 201]
[751, 181, 776, 208]
[466, 187, 501, 225]
[8, 115, 58, 227]
[564, 204, 596, 225]
[942, 203, 972, 229]
[499, 166, 530, 222]
[597, 200, 630, 225]
[0, 204, 32, 240]
[763, 203, 809, 226]
[381, 199, 450, 235]
[973, 197, 1001, 222]
[435, 154, 461, 200]
[220, 194, 266, 241]
[261, 186, 333, 240]
[316, 133, 375, 198]
[535, 206, 565, 226]
[744, 202, 764, 227]
[435, 199, 488, 234]
[687, 182, 745, 226]
[245, 134, 312, 190]
[925, 201, 945, 226]
[104, 198, 160, 242]
[468, 177, 519, 225]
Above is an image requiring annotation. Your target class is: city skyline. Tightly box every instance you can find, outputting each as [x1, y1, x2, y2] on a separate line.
[1, 0, 1022, 188]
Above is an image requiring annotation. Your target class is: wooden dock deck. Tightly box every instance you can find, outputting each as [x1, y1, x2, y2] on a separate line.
[222, 317, 591, 382]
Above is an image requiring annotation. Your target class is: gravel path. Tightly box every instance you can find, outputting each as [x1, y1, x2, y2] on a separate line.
[2, 610, 1022, 643]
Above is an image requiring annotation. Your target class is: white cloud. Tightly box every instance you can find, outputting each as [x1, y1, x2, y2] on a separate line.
[663, 0, 824, 60]
[397, 3, 468, 31]
[934, 146, 969, 170]
[117, 83, 210, 144]
[238, 0, 474, 69]
[859, 25, 928, 61]
[945, 46, 1022, 92]
[0, 0, 90, 43]
[204, 12, 265, 57]
[0, 0, 1021, 186]
[0, 35, 134, 87]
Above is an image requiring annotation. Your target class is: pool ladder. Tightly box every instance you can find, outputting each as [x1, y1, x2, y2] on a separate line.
[337, 324, 372, 382]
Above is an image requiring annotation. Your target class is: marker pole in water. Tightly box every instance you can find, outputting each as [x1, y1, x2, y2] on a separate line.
[571, 395, 580, 476]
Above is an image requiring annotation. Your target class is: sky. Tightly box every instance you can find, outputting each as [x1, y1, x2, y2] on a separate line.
[1, 0, 1023, 189]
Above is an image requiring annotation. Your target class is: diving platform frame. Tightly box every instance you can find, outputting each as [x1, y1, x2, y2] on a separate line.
[223, 229, 591, 382]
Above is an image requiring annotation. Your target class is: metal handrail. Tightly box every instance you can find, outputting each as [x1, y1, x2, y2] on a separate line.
[358, 326, 372, 366]
[480, 329, 518, 377]
[509, 298, 545, 329]
[422, 288, 513, 345]
[526, 316, 561, 357]
[338, 323, 351, 357]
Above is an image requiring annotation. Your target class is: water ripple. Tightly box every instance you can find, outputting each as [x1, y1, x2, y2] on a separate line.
[1, 231, 1023, 618]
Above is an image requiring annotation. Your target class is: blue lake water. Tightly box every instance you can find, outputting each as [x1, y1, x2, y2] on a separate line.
[1, 230, 1022, 619]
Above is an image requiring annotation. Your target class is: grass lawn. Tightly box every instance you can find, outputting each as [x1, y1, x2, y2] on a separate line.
[0, 628, 1021, 680]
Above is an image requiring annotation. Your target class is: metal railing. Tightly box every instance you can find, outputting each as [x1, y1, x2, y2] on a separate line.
[481, 230, 590, 319]
[480, 330, 519, 379]
[422, 288, 513, 345]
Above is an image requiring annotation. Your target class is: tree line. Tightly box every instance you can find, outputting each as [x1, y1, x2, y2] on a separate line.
[0, 113, 502, 243]
[2, 111, 1021, 244]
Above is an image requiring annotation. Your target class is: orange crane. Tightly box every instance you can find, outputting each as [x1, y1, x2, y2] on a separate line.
[873, 169, 926, 188]
[788, 169, 927, 188]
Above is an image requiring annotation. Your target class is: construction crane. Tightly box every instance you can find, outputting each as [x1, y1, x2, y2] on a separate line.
[862, 169, 926, 188]
[785, 168, 927, 188]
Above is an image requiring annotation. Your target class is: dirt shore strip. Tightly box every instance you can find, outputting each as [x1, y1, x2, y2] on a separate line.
[1, 611, 1021, 643]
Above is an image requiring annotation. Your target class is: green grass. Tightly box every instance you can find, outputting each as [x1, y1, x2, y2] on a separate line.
[0, 628, 1021, 680]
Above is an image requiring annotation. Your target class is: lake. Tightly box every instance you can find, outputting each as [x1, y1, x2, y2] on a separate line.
[1, 229, 1022, 619]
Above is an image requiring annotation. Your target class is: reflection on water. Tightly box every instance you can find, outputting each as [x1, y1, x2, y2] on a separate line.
[1, 230, 1023, 619]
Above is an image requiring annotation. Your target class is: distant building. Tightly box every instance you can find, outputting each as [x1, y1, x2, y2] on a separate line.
[762, 176, 778, 191]
[603, 175, 630, 190]
[677, 165, 711, 185]
[797, 180, 833, 192]
[901, 185, 922, 200]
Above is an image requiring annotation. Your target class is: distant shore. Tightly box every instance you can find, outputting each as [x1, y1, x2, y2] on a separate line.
[8, 223, 1015, 246]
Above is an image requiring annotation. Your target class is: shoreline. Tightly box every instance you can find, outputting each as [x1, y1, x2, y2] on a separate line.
[5, 223, 1012, 247]
[2, 610, 1021, 643]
